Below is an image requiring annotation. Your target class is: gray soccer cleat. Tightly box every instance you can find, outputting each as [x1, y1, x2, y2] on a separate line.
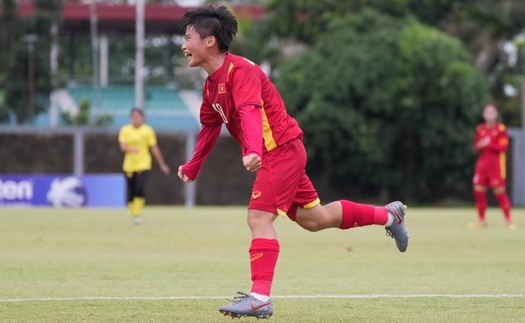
[385, 201, 409, 252]
[219, 291, 273, 320]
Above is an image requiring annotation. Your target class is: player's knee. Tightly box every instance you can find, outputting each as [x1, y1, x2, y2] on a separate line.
[247, 211, 274, 229]
[493, 187, 506, 194]
[295, 208, 333, 232]
[305, 223, 323, 232]
[296, 219, 326, 232]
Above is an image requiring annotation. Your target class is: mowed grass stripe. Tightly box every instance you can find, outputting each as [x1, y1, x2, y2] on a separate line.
[2, 293, 525, 302]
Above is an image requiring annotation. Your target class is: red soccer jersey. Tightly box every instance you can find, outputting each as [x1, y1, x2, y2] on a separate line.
[201, 53, 303, 152]
[474, 122, 509, 178]
[182, 53, 303, 180]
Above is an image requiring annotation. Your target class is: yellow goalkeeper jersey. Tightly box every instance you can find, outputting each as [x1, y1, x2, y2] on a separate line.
[118, 124, 157, 172]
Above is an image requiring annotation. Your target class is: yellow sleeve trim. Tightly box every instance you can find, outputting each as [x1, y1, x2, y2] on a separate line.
[227, 62, 234, 82]
[500, 152, 507, 179]
[261, 103, 277, 152]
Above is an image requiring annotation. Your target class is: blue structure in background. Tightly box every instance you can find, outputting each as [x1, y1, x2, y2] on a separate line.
[65, 85, 200, 130]
[0, 174, 125, 208]
[2, 85, 200, 130]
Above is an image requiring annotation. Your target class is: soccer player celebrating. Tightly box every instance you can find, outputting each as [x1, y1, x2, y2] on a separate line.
[469, 104, 515, 229]
[177, 5, 409, 319]
[119, 108, 170, 224]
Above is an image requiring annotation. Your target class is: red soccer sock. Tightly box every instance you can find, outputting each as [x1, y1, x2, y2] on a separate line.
[249, 238, 280, 296]
[474, 191, 487, 222]
[339, 200, 389, 230]
[495, 192, 512, 222]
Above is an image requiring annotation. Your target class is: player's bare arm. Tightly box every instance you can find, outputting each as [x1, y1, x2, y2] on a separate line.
[150, 145, 170, 175]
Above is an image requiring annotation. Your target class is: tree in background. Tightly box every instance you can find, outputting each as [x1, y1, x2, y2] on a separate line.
[266, 0, 525, 127]
[275, 9, 489, 203]
[266, 0, 410, 46]
[265, 0, 525, 73]
[60, 98, 112, 127]
[229, 10, 279, 73]
[0, 0, 62, 125]
[0, 0, 20, 123]
[416, 0, 525, 127]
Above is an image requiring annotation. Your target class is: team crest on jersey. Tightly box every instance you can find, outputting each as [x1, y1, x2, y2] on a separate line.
[218, 83, 226, 94]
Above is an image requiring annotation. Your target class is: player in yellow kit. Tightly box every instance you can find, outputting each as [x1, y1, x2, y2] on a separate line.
[118, 108, 170, 224]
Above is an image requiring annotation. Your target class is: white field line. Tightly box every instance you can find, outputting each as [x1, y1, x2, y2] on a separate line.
[1, 294, 524, 303]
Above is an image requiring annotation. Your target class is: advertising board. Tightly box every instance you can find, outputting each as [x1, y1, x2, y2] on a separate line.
[0, 174, 125, 208]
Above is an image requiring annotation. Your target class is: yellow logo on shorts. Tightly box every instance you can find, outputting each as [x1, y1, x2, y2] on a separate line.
[251, 191, 262, 199]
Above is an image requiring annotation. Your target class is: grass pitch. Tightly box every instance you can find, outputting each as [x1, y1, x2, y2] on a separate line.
[0, 206, 524, 322]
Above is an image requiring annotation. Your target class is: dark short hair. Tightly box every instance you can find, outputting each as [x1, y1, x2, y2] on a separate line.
[182, 5, 238, 53]
[130, 108, 144, 117]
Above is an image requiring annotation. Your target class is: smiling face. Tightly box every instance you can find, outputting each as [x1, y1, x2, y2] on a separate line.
[181, 25, 213, 68]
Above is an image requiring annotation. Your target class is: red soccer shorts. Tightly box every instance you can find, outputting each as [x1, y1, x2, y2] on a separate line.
[248, 138, 320, 220]
[473, 167, 506, 188]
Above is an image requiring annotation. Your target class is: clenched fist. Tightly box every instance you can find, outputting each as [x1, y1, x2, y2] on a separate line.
[178, 166, 193, 183]
[242, 154, 261, 173]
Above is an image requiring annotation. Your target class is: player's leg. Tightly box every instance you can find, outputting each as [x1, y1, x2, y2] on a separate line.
[131, 170, 149, 224]
[247, 209, 279, 297]
[282, 155, 408, 252]
[219, 209, 278, 319]
[292, 200, 408, 252]
[125, 172, 136, 218]
[492, 185, 515, 229]
[489, 163, 515, 229]
[247, 209, 279, 239]
[471, 185, 488, 227]
[244, 140, 305, 300]
[293, 201, 389, 232]
[470, 172, 488, 228]
[220, 140, 304, 319]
